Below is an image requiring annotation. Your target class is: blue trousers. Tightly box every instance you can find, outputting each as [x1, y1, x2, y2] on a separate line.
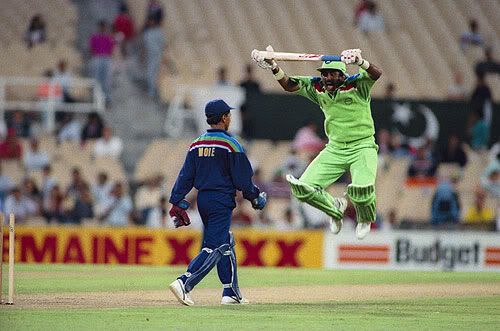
[181, 192, 236, 294]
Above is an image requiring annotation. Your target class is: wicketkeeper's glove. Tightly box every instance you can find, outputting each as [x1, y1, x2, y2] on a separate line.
[169, 200, 191, 228]
[251, 45, 278, 70]
[251, 192, 267, 210]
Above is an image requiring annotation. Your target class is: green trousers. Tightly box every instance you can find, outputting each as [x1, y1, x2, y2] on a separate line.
[292, 136, 378, 223]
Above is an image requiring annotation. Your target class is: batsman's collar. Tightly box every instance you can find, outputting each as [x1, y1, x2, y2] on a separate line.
[317, 60, 347, 74]
[205, 99, 234, 117]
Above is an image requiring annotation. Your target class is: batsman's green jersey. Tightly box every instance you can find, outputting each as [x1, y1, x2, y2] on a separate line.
[288, 69, 378, 223]
[291, 69, 375, 143]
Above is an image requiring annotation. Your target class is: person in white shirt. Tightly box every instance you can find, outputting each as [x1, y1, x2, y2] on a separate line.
[53, 60, 75, 102]
[93, 127, 123, 160]
[23, 138, 50, 171]
[97, 182, 132, 226]
[136, 175, 165, 219]
[146, 196, 173, 228]
[91, 172, 113, 202]
[41, 165, 57, 198]
[358, 1, 384, 33]
[4, 187, 38, 223]
[58, 114, 82, 143]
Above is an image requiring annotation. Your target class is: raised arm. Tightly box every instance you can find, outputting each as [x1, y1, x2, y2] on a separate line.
[252, 45, 299, 92]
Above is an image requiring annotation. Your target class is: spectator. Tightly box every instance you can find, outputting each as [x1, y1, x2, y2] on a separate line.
[292, 121, 324, 155]
[37, 70, 63, 102]
[481, 154, 500, 230]
[143, 17, 165, 97]
[97, 182, 132, 226]
[0, 164, 15, 205]
[81, 113, 104, 143]
[93, 127, 123, 159]
[439, 134, 468, 169]
[358, 1, 384, 33]
[145, 0, 164, 25]
[7, 111, 31, 138]
[281, 148, 307, 179]
[353, 0, 370, 26]
[91, 172, 112, 202]
[66, 167, 86, 200]
[40, 165, 57, 198]
[481, 155, 500, 199]
[447, 72, 467, 100]
[53, 60, 75, 102]
[113, 3, 135, 58]
[407, 145, 437, 178]
[390, 133, 409, 158]
[468, 111, 489, 151]
[69, 183, 94, 224]
[0, 128, 22, 160]
[23, 138, 50, 171]
[464, 188, 495, 224]
[25, 14, 46, 48]
[42, 185, 65, 223]
[475, 48, 500, 76]
[377, 129, 391, 170]
[0, 115, 6, 140]
[489, 139, 500, 163]
[239, 64, 261, 93]
[4, 187, 38, 222]
[377, 129, 391, 155]
[57, 114, 82, 144]
[469, 72, 492, 125]
[216, 66, 230, 86]
[146, 196, 172, 228]
[384, 83, 395, 100]
[460, 19, 484, 50]
[431, 177, 460, 226]
[275, 207, 300, 231]
[89, 21, 115, 103]
[135, 175, 164, 220]
[22, 177, 42, 207]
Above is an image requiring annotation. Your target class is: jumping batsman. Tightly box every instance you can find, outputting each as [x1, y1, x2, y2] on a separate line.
[252, 46, 382, 239]
[168, 99, 267, 306]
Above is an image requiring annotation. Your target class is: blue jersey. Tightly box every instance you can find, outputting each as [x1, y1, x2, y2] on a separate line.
[169, 129, 260, 207]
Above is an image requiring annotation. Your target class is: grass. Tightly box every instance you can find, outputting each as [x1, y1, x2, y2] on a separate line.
[9, 264, 500, 294]
[0, 264, 499, 330]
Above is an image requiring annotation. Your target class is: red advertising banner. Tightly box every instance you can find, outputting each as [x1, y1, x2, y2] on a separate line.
[1, 226, 323, 268]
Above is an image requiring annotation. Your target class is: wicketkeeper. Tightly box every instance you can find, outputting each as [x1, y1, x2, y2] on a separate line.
[168, 99, 267, 306]
[252, 46, 382, 239]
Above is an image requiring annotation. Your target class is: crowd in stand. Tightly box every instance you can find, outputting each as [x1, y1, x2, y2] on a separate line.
[1, 1, 498, 231]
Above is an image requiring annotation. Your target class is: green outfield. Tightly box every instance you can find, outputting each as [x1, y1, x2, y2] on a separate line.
[0, 264, 499, 330]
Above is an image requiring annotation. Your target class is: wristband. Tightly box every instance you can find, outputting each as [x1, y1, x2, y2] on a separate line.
[273, 67, 285, 80]
[359, 59, 370, 70]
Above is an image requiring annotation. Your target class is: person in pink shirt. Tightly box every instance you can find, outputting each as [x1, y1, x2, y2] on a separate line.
[292, 121, 325, 155]
[89, 21, 115, 103]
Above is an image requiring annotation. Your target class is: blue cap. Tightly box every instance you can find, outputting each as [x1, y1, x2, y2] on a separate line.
[205, 99, 234, 117]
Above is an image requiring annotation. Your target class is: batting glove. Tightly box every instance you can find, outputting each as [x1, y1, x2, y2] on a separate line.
[251, 192, 267, 210]
[251, 45, 278, 70]
[341, 49, 363, 65]
[169, 200, 191, 228]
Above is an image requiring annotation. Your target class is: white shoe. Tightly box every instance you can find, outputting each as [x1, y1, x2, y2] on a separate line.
[169, 279, 194, 306]
[330, 197, 348, 234]
[356, 222, 371, 240]
[221, 296, 249, 305]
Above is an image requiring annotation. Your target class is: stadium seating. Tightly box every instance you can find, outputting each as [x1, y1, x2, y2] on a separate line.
[135, 138, 491, 224]
[123, 0, 500, 100]
[0, 0, 81, 79]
